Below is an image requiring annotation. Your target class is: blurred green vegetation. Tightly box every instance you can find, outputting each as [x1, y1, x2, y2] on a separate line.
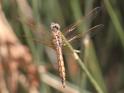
[1, 0, 124, 93]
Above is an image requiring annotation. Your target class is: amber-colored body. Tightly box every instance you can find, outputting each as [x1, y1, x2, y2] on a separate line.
[51, 23, 66, 88]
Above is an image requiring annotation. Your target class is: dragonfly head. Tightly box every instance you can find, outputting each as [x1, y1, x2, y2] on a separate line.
[50, 22, 60, 31]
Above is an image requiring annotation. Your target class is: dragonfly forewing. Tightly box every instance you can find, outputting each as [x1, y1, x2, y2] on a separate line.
[63, 7, 101, 35]
[25, 23, 58, 49]
[67, 24, 104, 43]
[30, 7, 102, 50]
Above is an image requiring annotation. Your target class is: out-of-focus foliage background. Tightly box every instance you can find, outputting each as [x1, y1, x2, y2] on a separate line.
[0, 0, 124, 93]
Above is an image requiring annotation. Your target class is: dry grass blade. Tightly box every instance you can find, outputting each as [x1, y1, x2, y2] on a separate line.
[38, 66, 92, 93]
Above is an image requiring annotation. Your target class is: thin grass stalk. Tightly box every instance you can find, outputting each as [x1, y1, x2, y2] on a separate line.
[21, 25, 38, 61]
[43, 0, 64, 25]
[61, 34, 104, 93]
[70, 1, 85, 90]
[70, 0, 84, 32]
[31, 0, 41, 22]
[31, 0, 46, 64]
[83, 2, 108, 92]
[16, 0, 42, 64]
[104, 0, 124, 47]
[83, 35, 108, 93]
[80, 0, 94, 90]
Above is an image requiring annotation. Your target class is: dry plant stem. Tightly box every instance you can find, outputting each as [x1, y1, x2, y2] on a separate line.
[18, 73, 39, 93]
[38, 66, 80, 93]
[41, 73, 78, 93]
[0, 63, 9, 93]
[19, 66, 80, 93]
[0, 5, 19, 43]
[8, 61, 19, 93]
[0, 2, 40, 93]
[61, 34, 104, 93]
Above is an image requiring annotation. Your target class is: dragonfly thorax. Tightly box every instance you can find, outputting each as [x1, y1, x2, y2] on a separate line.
[50, 22, 60, 31]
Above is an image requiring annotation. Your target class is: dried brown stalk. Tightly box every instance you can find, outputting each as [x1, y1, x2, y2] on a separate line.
[0, 3, 40, 93]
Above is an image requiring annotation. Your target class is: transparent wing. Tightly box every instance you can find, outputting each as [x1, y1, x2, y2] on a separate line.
[67, 24, 104, 43]
[20, 33, 55, 49]
[22, 24, 104, 50]
[21, 7, 102, 50]
[62, 24, 104, 54]
[62, 7, 101, 35]
[20, 24, 55, 49]
[33, 25, 53, 45]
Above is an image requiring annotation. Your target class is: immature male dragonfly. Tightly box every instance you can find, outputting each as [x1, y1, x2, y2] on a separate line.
[26, 7, 103, 88]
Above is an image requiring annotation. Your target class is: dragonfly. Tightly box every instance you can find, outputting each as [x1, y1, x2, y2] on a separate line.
[23, 7, 104, 88]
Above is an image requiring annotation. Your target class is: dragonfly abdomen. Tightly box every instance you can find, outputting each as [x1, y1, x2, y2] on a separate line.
[51, 23, 66, 88]
[56, 46, 66, 88]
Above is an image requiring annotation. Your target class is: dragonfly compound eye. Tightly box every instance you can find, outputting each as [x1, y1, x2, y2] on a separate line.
[50, 22, 60, 30]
